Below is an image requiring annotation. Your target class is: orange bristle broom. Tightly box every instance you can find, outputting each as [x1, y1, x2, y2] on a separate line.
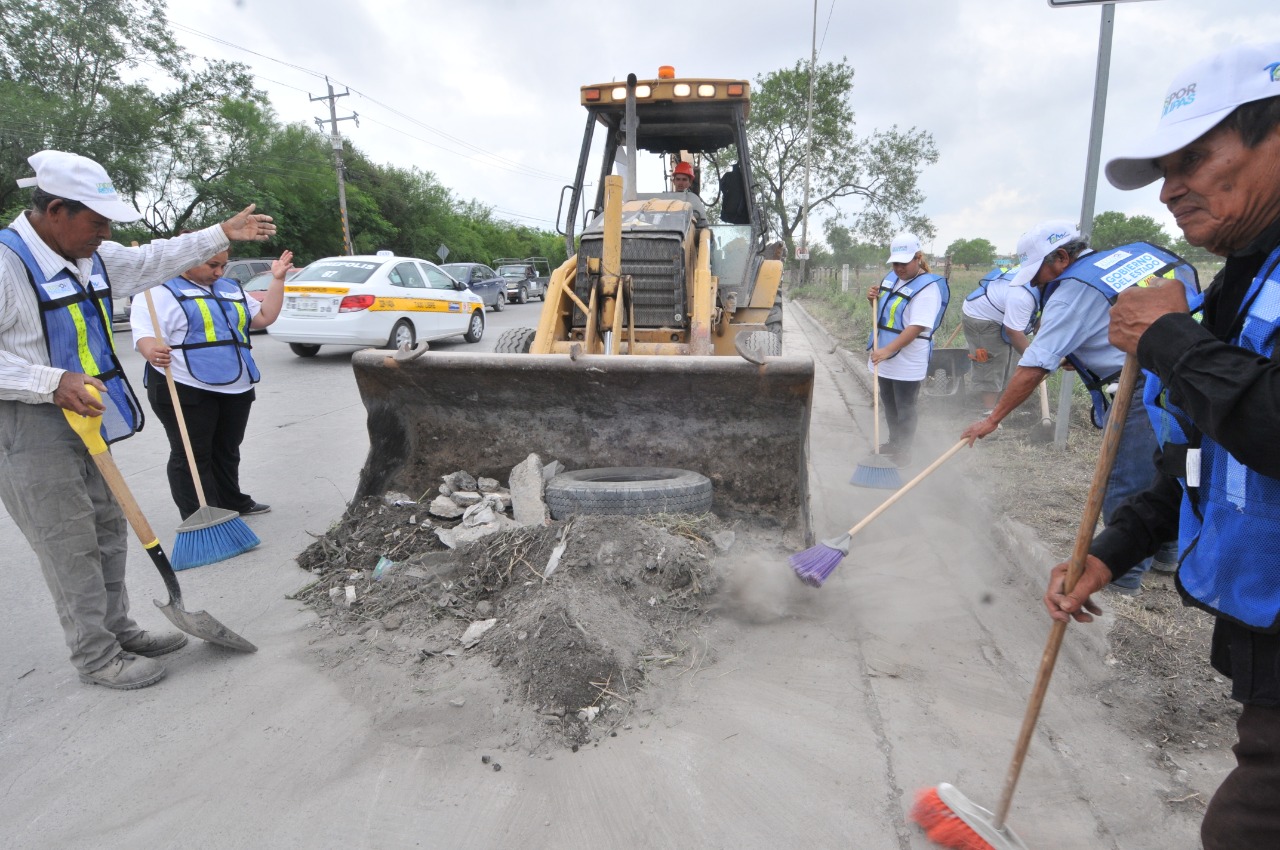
[910, 356, 1138, 850]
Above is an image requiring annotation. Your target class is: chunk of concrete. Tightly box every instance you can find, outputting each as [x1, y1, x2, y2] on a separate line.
[510, 454, 549, 527]
[541, 460, 565, 482]
[477, 477, 501, 493]
[451, 490, 483, 507]
[428, 495, 464, 519]
[442, 470, 478, 492]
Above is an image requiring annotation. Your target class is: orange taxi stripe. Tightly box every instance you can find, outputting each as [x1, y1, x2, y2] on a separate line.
[285, 286, 350, 295]
[368, 298, 470, 313]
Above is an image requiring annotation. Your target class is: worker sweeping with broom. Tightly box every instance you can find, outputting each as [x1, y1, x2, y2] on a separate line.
[0, 150, 275, 690]
[131, 247, 293, 551]
[865, 232, 950, 469]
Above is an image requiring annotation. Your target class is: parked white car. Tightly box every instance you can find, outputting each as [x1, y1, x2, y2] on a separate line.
[267, 253, 486, 357]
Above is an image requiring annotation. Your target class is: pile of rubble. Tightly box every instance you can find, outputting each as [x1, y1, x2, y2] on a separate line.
[293, 454, 726, 749]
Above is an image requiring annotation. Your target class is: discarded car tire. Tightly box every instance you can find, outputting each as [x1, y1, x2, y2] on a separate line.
[495, 327, 536, 353]
[546, 467, 712, 519]
[737, 330, 782, 357]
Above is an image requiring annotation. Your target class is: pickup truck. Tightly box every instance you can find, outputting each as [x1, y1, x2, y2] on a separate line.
[494, 257, 552, 303]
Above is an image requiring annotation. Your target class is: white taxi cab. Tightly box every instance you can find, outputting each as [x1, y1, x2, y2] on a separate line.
[267, 253, 486, 357]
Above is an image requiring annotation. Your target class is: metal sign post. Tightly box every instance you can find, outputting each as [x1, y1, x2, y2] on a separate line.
[1046, 0, 1159, 447]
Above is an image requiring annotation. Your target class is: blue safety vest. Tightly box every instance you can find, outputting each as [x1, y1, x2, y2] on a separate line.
[868, 271, 950, 352]
[1144, 246, 1280, 631]
[151, 276, 260, 387]
[967, 266, 1026, 344]
[0, 228, 142, 443]
[1039, 242, 1199, 427]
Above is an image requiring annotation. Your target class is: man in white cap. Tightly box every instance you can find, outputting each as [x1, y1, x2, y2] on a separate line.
[1045, 43, 1280, 848]
[961, 219, 1189, 593]
[0, 150, 275, 690]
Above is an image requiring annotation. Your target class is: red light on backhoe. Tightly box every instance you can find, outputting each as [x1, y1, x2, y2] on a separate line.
[584, 88, 601, 102]
[658, 66, 675, 79]
[727, 83, 745, 96]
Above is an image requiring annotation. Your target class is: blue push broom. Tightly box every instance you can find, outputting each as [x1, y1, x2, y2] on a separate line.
[794, 439, 968, 586]
[143, 290, 260, 570]
[851, 319, 903, 489]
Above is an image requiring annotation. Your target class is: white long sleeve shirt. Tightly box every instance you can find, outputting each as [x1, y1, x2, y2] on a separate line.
[0, 212, 229, 404]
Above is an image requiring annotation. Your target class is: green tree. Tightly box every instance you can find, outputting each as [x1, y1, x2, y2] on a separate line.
[944, 237, 996, 270]
[1090, 211, 1170, 249]
[744, 58, 938, 258]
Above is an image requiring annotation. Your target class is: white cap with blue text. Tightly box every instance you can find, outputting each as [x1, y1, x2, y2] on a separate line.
[15, 150, 142, 222]
[1009, 220, 1080, 288]
[1106, 42, 1280, 191]
[886, 232, 921, 264]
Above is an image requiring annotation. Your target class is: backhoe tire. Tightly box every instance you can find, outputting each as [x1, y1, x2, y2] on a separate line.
[289, 343, 321, 357]
[495, 327, 536, 353]
[546, 467, 712, 519]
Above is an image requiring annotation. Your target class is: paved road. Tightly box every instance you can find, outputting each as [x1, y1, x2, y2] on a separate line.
[0, 301, 1213, 849]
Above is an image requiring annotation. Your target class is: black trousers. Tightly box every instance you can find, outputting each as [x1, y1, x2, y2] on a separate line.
[877, 375, 921, 450]
[1202, 703, 1280, 849]
[145, 367, 256, 519]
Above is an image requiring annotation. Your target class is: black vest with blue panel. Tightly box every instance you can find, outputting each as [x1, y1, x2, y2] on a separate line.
[1143, 246, 1280, 631]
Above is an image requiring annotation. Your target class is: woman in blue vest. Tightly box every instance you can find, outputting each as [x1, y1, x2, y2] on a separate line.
[1045, 42, 1280, 849]
[131, 249, 292, 519]
[866, 232, 950, 467]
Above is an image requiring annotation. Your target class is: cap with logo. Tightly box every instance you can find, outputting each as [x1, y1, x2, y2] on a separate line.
[15, 150, 142, 222]
[886, 232, 921, 264]
[1106, 42, 1280, 191]
[1009, 220, 1081, 288]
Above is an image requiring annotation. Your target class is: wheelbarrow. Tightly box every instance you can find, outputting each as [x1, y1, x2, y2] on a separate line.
[924, 348, 971, 398]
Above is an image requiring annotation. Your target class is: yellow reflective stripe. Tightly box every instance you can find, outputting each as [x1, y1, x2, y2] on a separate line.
[193, 298, 218, 341]
[886, 296, 905, 328]
[368, 297, 466, 313]
[99, 297, 115, 349]
[65, 302, 101, 374]
[233, 300, 249, 339]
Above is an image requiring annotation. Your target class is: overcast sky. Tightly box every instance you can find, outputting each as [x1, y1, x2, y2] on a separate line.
[165, 0, 1278, 256]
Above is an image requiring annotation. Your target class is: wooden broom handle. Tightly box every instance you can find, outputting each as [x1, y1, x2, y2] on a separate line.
[943, 322, 964, 347]
[143, 289, 211, 510]
[846, 439, 969, 538]
[872, 315, 882, 452]
[993, 354, 1139, 829]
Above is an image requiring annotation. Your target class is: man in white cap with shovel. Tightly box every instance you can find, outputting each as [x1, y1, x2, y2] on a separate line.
[1045, 42, 1280, 848]
[0, 150, 275, 690]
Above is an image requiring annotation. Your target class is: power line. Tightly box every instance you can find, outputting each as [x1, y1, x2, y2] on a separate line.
[167, 21, 569, 184]
[358, 114, 563, 183]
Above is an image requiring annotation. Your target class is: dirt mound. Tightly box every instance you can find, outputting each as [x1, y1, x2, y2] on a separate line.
[294, 499, 720, 749]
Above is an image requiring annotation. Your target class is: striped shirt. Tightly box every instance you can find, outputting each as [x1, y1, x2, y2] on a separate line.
[0, 212, 229, 403]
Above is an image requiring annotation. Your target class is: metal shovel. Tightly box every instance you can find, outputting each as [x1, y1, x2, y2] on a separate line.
[62, 390, 257, 652]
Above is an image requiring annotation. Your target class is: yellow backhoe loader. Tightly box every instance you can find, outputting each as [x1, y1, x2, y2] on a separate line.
[350, 70, 815, 539]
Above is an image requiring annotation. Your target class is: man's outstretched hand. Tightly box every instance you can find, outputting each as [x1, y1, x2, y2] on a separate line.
[221, 204, 277, 243]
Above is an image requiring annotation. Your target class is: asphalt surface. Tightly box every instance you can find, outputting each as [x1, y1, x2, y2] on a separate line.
[0, 298, 1217, 849]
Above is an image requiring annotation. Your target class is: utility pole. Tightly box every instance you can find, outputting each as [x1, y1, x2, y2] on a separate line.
[311, 77, 359, 256]
[798, 0, 817, 282]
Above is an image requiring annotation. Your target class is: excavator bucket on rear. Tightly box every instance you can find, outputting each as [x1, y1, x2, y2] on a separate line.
[351, 350, 814, 541]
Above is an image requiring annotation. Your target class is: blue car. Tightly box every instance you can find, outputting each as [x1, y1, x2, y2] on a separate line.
[440, 263, 506, 312]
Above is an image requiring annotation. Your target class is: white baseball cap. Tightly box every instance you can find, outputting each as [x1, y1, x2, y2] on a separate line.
[886, 232, 921, 264]
[16, 150, 142, 222]
[1106, 42, 1280, 191]
[1009, 220, 1081, 288]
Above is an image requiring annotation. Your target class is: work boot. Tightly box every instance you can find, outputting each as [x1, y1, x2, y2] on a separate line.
[877, 442, 897, 456]
[78, 652, 165, 690]
[120, 630, 188, 658]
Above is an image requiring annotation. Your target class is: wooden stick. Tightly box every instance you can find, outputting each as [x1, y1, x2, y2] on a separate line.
[943, 322, 964, 348]
[992, 354, 1139, 829]
[845, 439, 969, 538]
[872, 313, 883, 454]
[143, 289, 212, 511]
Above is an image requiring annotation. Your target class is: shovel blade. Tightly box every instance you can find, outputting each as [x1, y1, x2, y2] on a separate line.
[155, 598, 258, 653]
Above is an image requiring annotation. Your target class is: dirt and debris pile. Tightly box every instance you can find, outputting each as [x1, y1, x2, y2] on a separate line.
[294, 485, 722, 749]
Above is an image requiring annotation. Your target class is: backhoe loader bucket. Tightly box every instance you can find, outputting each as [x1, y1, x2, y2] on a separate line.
[351, 350, 814, 542]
